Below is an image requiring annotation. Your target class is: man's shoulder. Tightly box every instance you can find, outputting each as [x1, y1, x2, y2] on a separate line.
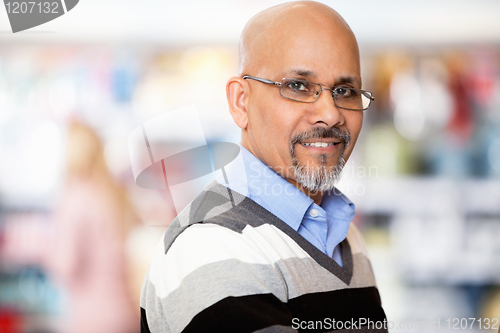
[149, 180, 312, 277]
[142, 222, 293, 333]
[162, 181, 251, 252]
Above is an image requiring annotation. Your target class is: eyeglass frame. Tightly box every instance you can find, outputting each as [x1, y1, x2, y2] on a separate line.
[242, 75, 374, 111]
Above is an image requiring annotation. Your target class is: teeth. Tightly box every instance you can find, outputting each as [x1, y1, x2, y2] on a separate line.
[302, 142, 331, 147]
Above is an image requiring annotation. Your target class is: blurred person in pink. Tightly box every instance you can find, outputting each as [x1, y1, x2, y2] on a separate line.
[46, 121, 139, 333]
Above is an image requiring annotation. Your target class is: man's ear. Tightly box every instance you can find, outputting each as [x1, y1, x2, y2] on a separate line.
[226, 77, 248, 129]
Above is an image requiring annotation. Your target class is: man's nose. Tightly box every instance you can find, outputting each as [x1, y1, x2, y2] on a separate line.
[307, 89, 345, 128]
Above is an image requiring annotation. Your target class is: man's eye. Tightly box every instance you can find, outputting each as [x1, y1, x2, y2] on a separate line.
[334, 87, 353, 97]
[287, 80, 308, 92]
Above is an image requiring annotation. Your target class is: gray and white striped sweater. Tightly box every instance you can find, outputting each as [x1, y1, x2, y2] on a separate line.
[140, 181, 387, 333]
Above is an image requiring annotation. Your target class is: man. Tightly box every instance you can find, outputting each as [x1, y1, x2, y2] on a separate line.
[141, 1, 387, 332]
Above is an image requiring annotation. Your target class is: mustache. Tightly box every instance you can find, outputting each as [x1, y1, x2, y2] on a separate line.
[290, 127, 351, 147]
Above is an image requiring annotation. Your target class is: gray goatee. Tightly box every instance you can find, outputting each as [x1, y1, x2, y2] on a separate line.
[290, 127, 350, 192]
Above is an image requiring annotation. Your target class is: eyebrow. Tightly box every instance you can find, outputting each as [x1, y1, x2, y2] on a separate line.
[335, 76, 362, 87]
[283, 69, 361, 87]
[284, 69, 317, 78]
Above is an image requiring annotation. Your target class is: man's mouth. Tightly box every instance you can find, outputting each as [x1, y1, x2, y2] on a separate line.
[290, 127, 351, 159]
[301, 141, 341, 148]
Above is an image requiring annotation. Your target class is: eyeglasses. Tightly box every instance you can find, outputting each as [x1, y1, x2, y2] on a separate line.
[242, 75, 374, 111]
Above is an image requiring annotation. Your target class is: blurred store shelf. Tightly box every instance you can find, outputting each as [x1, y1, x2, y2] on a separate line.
[1, 0, 500, 46]
[356, 177, 500, 284]
[356, 177, 500, 215]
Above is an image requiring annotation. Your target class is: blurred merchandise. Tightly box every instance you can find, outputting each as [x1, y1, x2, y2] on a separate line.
[0, 308, 22, 333]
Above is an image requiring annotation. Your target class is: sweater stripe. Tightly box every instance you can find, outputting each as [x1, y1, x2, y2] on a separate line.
[150, 223, 312, 298]
[178, 287, 385, 333]
[182, 294, 295, 333]
[141, 307, 152, 333]
[160, 260, 288, 332]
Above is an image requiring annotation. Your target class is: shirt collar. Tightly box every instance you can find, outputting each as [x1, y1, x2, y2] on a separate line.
[218, 145, 354, 230]
[321, 187, 356, 221]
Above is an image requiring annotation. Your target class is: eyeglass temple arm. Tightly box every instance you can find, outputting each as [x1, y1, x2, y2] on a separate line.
[242, 76, 280, 86]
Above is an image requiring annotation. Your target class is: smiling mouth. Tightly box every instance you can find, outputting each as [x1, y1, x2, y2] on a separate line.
[290, 127, 350, 159]
[301, 142, 341, 148]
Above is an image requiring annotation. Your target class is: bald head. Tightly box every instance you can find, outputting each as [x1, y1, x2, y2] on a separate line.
[239, 1, 359, 77]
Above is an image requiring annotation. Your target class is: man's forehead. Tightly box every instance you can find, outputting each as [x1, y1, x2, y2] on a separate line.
[269, 31, 362, 85]
[238, 1, 359, 77]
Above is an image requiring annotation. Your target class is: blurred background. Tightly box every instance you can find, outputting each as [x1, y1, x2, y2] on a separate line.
[1, 0, 500, 332]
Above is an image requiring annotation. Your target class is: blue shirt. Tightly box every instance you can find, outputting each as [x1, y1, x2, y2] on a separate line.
[217, 145, 355, 266]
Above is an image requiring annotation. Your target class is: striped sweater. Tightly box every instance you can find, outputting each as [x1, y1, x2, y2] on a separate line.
[140, 181, 387, 332]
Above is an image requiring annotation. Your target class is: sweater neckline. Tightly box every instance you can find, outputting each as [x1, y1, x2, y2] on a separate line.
[207, 182, 353, 285]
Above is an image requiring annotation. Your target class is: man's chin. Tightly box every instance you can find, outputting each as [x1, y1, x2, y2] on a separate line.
[291, 156, 345, 193]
